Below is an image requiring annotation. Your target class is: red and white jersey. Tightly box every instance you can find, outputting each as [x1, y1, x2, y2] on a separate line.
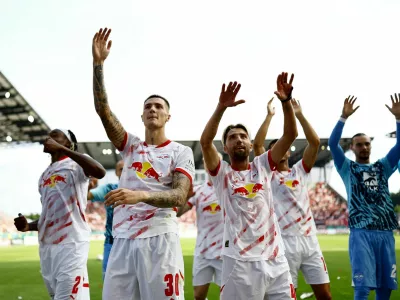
[210, 150, 284, 261]
[188, 182, 223, 259]
[115, 133, 195, 239]
[38, 156, 90, 244]
[271, 160, 316, 236]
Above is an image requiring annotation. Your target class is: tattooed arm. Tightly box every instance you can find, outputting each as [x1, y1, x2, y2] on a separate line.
[92, 28, 126, 150]
[104, 172, 191, 208]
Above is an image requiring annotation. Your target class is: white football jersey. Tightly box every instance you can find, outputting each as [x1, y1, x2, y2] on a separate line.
[38, 156, 90, 244]
[188, 182, 223, 259]
[210, 150, 284, 261]
[114, 133, 195, 239]
[271, 160, 316, 236]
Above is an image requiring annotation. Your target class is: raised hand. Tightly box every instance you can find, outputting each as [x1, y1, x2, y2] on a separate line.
[386, 94, 400, 119]
[92, 28, 112, 64]
[341, 96, 359, 119]
[267, 97, 275, 116]
[291, 98, 302, 116]
[274, 72, 294, 102]
[219, 82, 245, 108]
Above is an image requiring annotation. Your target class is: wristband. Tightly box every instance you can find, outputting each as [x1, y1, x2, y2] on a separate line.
[339, 117, 347, 123]
[396, 119, 400, 123]
[281, 97, 292, 103]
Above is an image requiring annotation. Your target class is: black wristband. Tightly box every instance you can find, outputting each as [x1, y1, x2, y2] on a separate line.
[281, 97, 292, 103]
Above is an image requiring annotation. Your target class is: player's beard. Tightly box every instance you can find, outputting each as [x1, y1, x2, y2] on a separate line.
[232, 148, 249, 161]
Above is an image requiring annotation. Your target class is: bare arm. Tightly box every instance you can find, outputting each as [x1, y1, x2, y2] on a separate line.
[177, 203, 192, 217]
[200, 82, 245, 172]
[270, 72, 298, 164]
[254, 98, 275, 157]
[104, 172, 191, 208]
[292, 99, 320, 170]
[92, 28, 127, 150]
[200, 104, 226, 172]
[87, 191, 94, 200]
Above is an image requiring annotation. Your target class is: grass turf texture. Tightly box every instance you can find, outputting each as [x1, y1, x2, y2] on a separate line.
[0, 235, 399, 300]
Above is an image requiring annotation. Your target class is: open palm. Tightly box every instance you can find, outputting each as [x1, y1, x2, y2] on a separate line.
[92, 28, 112, 63]
[267, 97, 275, 116]
[386, 94, 400, 119]
[274, 72, 294, 101]
[291, 99, 302, 116]
[341, 96, 359, 118]
[219, 82, 245, 108]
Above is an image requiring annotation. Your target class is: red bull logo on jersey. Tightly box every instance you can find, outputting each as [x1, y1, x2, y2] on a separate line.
[42, 174, 67, 188]
[232, 183, 264, 199]
[128, 161, 161, 182]
[202, 202, 222, 214]
[280, 179, 300, 190]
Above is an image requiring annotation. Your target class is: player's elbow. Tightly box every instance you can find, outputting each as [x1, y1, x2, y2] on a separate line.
[309, 137, 320, 148]
[91, 166, 106, 179]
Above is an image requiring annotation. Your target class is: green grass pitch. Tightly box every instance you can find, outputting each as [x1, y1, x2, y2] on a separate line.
[0, 235, 399, 299]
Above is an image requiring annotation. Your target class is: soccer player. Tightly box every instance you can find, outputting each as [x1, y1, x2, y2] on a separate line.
[87, 160, 124, 280]
[92, 28, 195, 300]
[253, 98, 331, 299]
[328, 95, 400, 300]
[200, 73, 298, 299]
[14, 129, 106, 300]
[177, 155, 224, 300]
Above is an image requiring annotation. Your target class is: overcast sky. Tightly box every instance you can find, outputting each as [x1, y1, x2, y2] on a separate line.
[1, 0, 400, 216]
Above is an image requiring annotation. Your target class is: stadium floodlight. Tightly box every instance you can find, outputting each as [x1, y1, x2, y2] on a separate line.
[327, 146, 330, 151]
[6, 135, 12, 142]
[115, 149, 120, 154]
[107, 149, 112, 155]
[102, 149, 107, 155]
[321, 145, 325, 150]
[5, 91, 10, 98]
[290, 145, 296, 151]
[28, 115, 34, 123]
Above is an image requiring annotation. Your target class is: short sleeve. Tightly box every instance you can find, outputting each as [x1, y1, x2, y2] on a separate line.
[90, 184, 112, 202]
[174, 147, 195, 184]
[120, 133, 141, 159]
[209, 161, 228, 191]
[379, 157, 396, 179]
[253, 150, 276, 173]
[293, 160, 311, 183]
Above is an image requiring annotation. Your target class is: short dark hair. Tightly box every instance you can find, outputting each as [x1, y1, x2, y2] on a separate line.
[268, 139, 279, 150]
[144, 94, 170, 110]
[222, 124, 250, 145]
[68, 130, 78, 151]
[351, 133, 367, 144]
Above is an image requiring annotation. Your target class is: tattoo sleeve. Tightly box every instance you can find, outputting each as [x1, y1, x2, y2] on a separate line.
[93, 64, 126, 149]
[144, 172, 191, 208]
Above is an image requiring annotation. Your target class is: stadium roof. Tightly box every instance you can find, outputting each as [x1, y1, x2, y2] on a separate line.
[81, 138, 354, 170]
[387, 131, 396, 138]
[0, 71, 51, 144]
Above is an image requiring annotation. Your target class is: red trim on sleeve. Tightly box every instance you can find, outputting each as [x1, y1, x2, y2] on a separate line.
[175, 168, 193, 184]
[117, 132, 128, 151]
[187, 202, 193, 208]
[208, 160, 221, 176]
[267, 150, 277, 171]
[302, 159, 311, 173]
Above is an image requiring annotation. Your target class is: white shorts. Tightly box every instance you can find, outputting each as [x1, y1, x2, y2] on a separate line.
[103, 233, 185, 300]
[192, 256, 222, 286]
[39, 242, 90, 300]
[282, 235, 330, 288]
[220, 255, 296, 300]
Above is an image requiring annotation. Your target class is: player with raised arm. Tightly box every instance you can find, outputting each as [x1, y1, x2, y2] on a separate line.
[328, 95, 400, 300]
[14, 129, 106, 300]
[87, 160, 124, 280]
[92, 28, 195, 300]
[200, 73, 298, 299]
[253, 99, 331, 300]
[177, 155, 224, 300]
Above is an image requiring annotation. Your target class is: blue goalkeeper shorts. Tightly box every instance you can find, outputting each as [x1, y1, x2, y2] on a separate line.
[349, 228, 397, 290]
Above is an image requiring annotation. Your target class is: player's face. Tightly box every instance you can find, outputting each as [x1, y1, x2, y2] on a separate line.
[141, 98, 170, 130]
[351, 135, 371, 160]
[224, 128, 252, 161]
[44, 129, 70, 153]
[115, 160, 124, 179]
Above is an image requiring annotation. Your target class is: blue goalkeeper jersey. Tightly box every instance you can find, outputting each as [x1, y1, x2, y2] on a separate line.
[90, 183, 118, 239]
[329, 119, 400, 231]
